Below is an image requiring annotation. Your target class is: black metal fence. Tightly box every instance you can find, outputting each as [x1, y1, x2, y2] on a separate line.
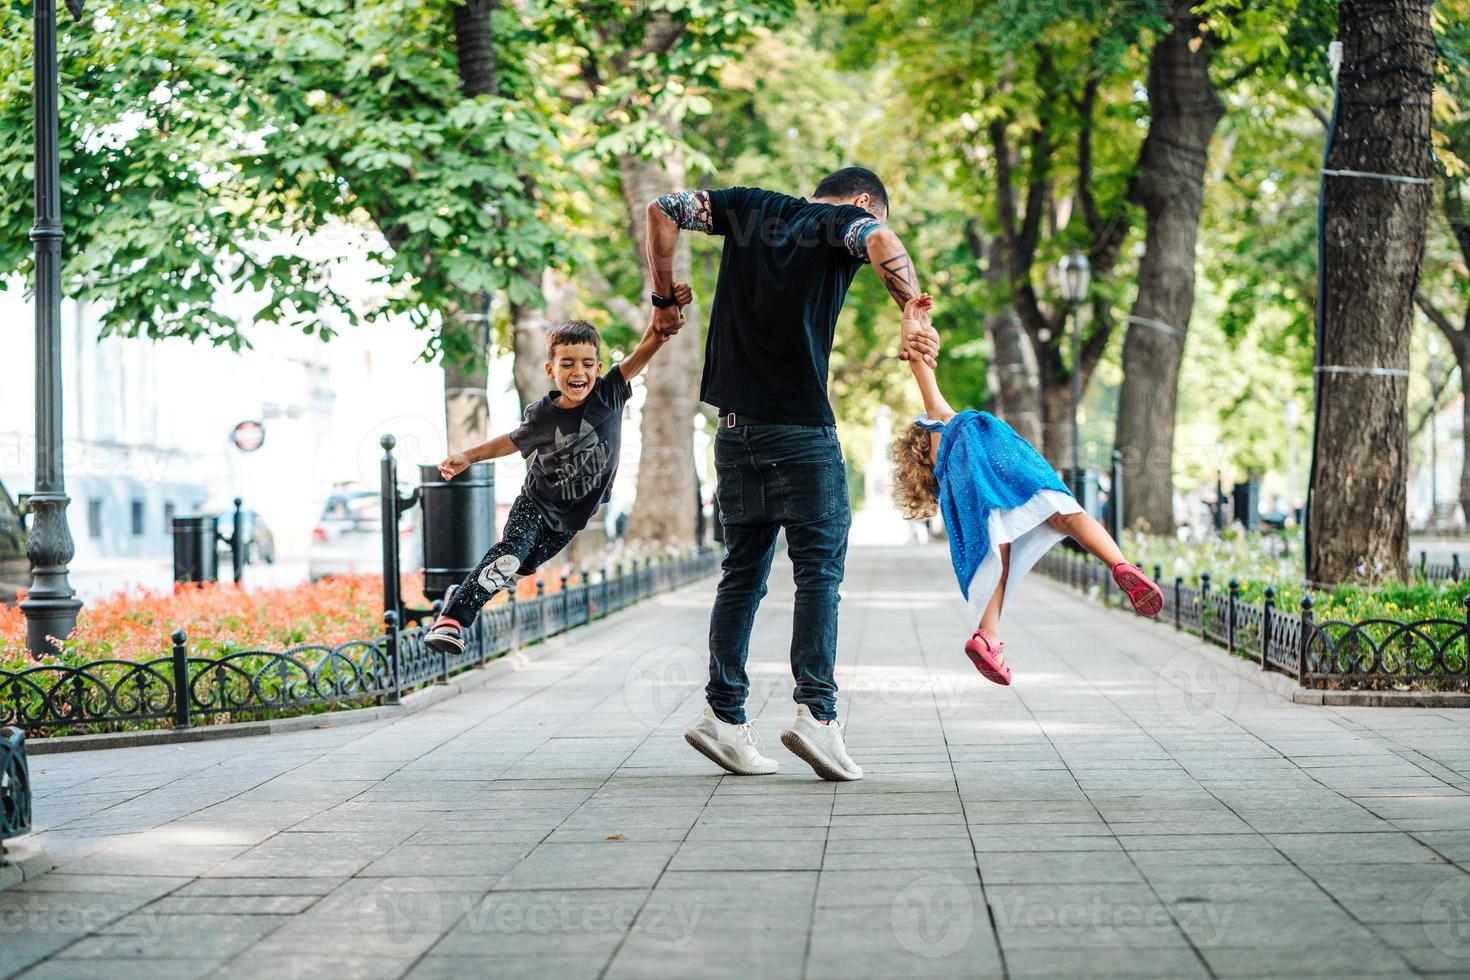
[1, 728, 29, 849]
[2, 429, 721, 736]
[1420, 551, 1464, 584]
[1038, 549, 1470, 690]
[0, 552, 718, 734]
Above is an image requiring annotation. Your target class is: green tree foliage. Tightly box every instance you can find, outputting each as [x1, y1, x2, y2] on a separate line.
[0, 0, 559, 361]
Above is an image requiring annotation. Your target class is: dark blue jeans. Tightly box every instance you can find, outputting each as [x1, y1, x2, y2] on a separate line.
[707, 424, 851, 724]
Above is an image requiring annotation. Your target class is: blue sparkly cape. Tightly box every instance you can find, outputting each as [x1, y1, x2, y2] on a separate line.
[918, 410, 1074, 598]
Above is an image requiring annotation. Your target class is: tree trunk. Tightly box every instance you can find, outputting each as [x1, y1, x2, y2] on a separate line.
[452, 0, 499, 96]
[971, 231, 1043, 446]
[1460, 371, 1470, 524]
[508, 269, 578, 413]
[510, 301, 546, 415]
[443, 337, 490, 447]
[1040, 381, 1074, 473]
[1307, 0, 1434, 584]
[618, 150, 701, 549]
[1113, 3, 1223, 535]
[442, 0, 499, 450]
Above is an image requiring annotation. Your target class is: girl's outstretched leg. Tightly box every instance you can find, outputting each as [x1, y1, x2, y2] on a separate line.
[1045, 510, 1162, 617]
[1045, 510, 1124, 566]
[966, 544, 1012, 685]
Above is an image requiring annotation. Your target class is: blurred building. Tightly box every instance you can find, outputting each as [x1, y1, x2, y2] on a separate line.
[0, 285, 490, 562]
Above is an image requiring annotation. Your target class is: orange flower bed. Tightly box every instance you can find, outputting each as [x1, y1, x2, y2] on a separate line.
[0, 569, 574, 669]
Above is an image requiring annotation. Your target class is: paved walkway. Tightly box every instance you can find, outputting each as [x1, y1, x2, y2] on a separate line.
[6, 545, 1470, 978]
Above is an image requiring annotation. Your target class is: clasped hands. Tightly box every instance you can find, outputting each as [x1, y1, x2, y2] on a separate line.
[650, 282, 695, 338]
[902, 293, 941, 368]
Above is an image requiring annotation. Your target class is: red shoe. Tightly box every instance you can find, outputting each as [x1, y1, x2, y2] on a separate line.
[1112, 562, 1163, 617]
[965, 627, 1012, 686]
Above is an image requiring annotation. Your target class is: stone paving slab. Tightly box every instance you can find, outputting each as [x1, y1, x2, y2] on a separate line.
[6, 544, 1470, 978]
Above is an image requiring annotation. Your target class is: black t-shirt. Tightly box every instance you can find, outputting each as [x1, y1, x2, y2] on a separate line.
[509, 364, 631, 533]
[701, 187, 876, 426]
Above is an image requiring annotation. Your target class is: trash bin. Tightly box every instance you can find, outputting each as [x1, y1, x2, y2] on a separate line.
[172, 515, 219, 584]
[418, 462, 495, 599]
[1062, 467, 1101, 518]
[1059, 468, 1100, 554]
[1232, 480, 1261, 532]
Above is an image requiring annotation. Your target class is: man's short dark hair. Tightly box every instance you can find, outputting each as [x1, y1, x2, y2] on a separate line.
[546, 320, 601, 358]
[813, 167, 888, 215]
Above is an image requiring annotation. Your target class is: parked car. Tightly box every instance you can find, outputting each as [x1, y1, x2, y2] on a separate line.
[0, 479, 26, 603]
[216, 508, 277, 564]
[308, 489, 420, 581]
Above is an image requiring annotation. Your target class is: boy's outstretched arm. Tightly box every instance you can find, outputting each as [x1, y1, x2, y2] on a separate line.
[862, 226, 941, 368]
[620, 282, 693, 382]
[904, 295, 955, 423]
[439, 433, 518, 481]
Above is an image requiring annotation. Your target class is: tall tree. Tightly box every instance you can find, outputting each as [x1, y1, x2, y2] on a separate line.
[838, 2, 1153, 466]
[1307, 0, 1435, 583]
[548, 0, 794, 548]
[0, 0, 561, 452]
[987, 46, 1136, 466]
[1112, 2, 1223, 533]
[1412, 4, 1470, 524]
[968, 226, 1043, 446]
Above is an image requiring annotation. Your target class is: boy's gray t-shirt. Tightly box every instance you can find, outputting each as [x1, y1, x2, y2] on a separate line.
[509, 364, 631, 533]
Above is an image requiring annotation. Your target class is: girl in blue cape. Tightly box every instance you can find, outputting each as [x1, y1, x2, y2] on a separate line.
[890, 295, 1162, 685]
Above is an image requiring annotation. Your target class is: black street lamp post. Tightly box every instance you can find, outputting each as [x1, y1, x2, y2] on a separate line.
[20, 0, 83, 656]
[1057, 251, 1091, 472]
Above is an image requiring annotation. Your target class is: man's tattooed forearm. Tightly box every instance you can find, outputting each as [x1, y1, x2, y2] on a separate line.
[883, 276, 916, 305]
[880, 252, 918, 306]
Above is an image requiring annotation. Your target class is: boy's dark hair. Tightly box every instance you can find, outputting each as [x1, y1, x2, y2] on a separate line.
[546, 320, 601, 358]
[813, 167, 888, 215]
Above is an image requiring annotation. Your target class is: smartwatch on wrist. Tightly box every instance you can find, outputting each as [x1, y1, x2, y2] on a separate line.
[650, 291, 678, 309]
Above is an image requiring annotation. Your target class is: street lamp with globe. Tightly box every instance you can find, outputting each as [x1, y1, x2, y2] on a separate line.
[1057, 251, 1091, 474]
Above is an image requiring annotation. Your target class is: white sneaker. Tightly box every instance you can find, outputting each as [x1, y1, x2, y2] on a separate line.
[780, 705, 862, 781]
[683, 705, 778, 775]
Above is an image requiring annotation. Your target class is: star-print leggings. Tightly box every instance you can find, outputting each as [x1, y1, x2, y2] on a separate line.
[440, 493, 576, 626]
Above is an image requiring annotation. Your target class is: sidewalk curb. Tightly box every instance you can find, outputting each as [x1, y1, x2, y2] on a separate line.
[1037, 578, 1470, 709]
[0, 842, 52, 891]
[23, 636, 569, 756]
[1290, 689, 1470, 708]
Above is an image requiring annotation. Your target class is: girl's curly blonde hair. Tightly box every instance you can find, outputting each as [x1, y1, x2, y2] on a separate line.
[889, 424, 939, 520]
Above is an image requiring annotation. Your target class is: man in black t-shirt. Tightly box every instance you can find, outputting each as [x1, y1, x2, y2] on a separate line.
[645, 167, 941, 781]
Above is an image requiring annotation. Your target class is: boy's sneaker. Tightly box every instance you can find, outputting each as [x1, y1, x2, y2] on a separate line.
[423, 618, 464, 655]
[683, 705, 778, 775]
[780, 705, 862, 782]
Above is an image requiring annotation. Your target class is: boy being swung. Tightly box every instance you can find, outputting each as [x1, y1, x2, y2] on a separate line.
[423, 284, 693, 654]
